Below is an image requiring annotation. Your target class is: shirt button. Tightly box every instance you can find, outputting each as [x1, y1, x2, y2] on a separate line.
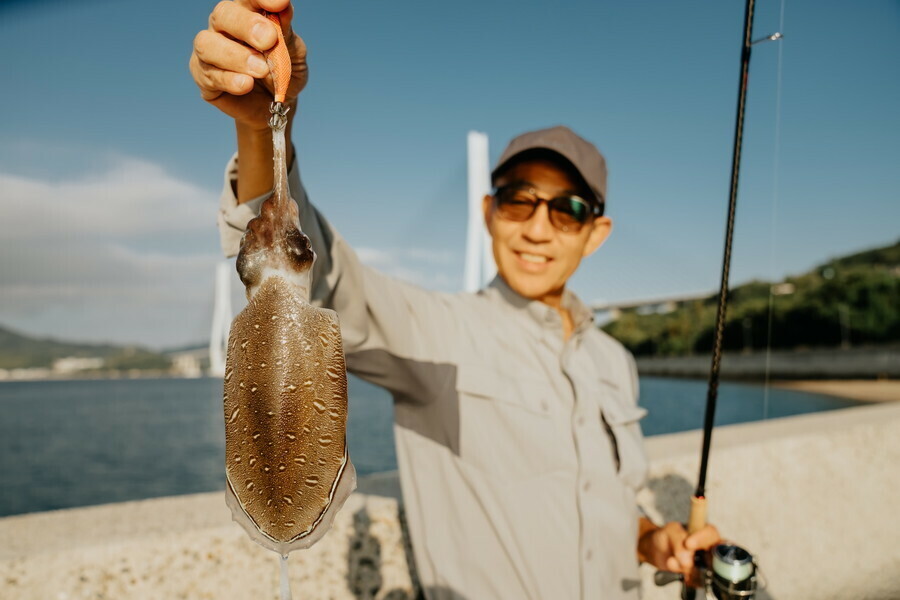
[583, 481, 590, 492]
[585, 549, 593, 561]
[577, 416, 585, 426]
[541, 401, 549, 412]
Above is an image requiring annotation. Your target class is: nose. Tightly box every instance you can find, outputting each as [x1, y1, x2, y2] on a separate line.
[520, 201, 554, 242]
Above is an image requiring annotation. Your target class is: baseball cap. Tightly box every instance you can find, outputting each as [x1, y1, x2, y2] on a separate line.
[491, 125, 607, 208]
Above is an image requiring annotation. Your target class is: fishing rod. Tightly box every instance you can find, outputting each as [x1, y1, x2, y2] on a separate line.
[681, 0, 782, 598]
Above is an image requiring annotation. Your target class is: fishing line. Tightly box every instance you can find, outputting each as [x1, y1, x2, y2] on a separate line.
[762, 0, 787, 421]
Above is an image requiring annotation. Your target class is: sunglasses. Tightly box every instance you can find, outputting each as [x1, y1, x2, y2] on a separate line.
[492, 184, 603, 233]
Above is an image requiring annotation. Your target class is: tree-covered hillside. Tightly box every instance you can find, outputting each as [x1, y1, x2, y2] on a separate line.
[0, 325, 171, 370]
[603, 240, 900, 357]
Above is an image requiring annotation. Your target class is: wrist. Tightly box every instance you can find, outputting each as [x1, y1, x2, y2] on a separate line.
[233, 104, 295, 203]
[235, 122, 274, 203]
[637, 517, 660, 564]
[236, 119, 273, 139]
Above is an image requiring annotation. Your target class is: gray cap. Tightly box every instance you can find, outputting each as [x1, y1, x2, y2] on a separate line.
[491, 125, 607, 206]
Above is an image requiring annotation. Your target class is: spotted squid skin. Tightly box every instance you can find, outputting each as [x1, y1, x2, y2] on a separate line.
[224, 274, 352, 550]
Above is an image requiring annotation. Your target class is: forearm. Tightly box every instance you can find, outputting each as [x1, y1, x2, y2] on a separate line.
[235, 112, 295, 203]
[217, 143, 379, 350]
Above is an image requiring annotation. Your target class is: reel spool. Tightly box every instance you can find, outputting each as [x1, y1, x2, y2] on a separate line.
[704, 543, 760, 599]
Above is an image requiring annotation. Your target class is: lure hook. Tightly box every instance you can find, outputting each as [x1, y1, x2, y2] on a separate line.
[269, 102, 291, 131]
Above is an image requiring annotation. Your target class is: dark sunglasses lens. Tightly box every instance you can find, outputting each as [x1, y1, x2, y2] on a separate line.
[496, 192, 536, 221]
[494, 188, 592, 231]
[550, 197, 590, 229]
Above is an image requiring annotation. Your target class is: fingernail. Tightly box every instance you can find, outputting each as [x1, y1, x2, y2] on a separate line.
[247, 55, 268, 76]
[233, 74, 253, 91]
[252, 22, 273, 47]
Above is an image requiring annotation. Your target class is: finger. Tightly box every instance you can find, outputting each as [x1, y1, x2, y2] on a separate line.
[194, 29, 269, 79]
[663, 523, 693, 572]
[234, 0, 291, 13]
[666, 556, 681, 572]
[189, 53, 221, 100]
[685, 524, 722, 552]
[234, 0, 295, 41]
[209, 1, 279, 52]
[191, 54, 255, 99]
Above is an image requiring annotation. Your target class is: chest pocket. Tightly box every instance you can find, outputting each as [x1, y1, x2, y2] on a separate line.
[455, 362, 565, 481]
[600, 392, 649, 492]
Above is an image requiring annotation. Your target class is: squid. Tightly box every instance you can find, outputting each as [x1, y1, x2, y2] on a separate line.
[222, 94, 356, 555]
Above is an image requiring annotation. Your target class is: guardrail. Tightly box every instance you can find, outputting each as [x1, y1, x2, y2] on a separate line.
[636, 345, 900, 379]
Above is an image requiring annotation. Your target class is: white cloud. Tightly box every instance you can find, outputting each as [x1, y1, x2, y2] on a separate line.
[1, 156, 215, 240]
[0, 147, 462, 348]
[0, 152, 223, 348]
[356, 246, 459, 291]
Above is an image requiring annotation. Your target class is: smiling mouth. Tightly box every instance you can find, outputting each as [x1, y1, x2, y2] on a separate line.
[516, 252, 550, 264]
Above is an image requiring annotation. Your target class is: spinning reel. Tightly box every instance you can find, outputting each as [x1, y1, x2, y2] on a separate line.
[703, 543, 761, 599]
[655, 542, 763, 600]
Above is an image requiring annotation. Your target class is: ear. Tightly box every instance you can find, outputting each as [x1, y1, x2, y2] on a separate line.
[482, 194, 494, 232]
[582, 216, 612, 258]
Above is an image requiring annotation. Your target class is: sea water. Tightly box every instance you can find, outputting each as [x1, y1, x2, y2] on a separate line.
[0, 374, 861, 517]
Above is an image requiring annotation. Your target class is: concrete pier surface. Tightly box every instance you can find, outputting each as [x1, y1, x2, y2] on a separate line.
[2, 402, 898, 599]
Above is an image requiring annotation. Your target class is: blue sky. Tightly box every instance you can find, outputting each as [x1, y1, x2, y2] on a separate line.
[1, 0, 897, 348]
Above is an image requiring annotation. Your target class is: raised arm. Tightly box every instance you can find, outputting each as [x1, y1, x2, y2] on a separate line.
[189, 0, 306, 200]
[190, 1, 463, 398]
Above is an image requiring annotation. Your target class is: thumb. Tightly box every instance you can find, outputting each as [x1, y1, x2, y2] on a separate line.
[685, 524, 722, 552]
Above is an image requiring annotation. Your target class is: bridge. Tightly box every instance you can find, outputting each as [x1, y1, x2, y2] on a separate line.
[590, 291, 713, 322]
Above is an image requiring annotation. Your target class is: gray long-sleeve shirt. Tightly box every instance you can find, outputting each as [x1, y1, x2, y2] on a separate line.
[218, 154, 649, 599]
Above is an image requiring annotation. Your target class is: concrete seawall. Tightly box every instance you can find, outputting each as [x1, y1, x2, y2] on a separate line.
[2, 403, 898, 599]
[636, 345, 900, 379]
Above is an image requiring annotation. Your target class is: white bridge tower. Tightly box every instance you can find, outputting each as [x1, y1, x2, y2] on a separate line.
[209, 260, 233, 377]
[464, 131, 496, 292]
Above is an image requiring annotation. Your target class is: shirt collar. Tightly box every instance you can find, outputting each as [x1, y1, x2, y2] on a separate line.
[484, 276, 595, 337]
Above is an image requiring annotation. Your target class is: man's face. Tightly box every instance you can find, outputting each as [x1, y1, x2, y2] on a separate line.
[483, 158, 612, 306]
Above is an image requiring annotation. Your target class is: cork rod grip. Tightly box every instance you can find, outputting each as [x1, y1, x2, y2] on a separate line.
[687, 495, 707, 535]
[264, 11, 291, 104]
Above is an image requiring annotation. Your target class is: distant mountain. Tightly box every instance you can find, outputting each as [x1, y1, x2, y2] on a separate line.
[160, 341, 209, 355]
[603, 239, 900, 357]
[0, 325, 171, 370]
[822, 239, 900, 271]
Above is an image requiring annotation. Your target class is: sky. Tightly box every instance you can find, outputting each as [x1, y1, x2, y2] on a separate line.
[0, 0, 897, 349]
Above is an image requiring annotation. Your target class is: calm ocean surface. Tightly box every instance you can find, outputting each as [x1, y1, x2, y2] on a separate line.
[0, 375, 861, 517]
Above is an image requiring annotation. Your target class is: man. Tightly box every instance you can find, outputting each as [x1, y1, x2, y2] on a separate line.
[190, 2, 721, 598]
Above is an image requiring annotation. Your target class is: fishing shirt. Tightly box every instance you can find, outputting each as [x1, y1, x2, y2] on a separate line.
[218, 154, 650, 600]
